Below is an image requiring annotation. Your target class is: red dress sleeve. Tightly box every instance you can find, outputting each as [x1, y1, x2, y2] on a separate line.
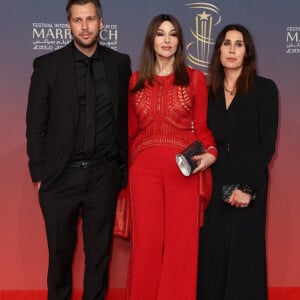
[191, 69, 217, 158]
[128, 72, 140, 164]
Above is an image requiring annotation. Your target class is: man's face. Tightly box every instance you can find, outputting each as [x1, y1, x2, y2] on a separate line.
[68, 3, 103, 54]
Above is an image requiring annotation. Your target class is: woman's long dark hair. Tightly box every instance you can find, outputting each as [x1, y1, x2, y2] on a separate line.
[132, 14, 189, 92]
[209, 24, 257, 96]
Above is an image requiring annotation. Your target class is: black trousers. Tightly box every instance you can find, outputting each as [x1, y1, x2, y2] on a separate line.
[39, 159, 121, 300]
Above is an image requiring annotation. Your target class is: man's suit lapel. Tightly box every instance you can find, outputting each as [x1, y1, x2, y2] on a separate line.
[100, 47, 119, 119]
[59, 43, 79, 125]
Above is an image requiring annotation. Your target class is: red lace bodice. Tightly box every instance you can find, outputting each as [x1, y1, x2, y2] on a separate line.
[128, 67, 216, 163]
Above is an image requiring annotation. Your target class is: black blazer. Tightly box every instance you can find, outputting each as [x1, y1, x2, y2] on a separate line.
[26, 43, 131, 188]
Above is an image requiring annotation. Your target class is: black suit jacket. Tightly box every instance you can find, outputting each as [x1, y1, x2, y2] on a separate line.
[26, 43, 131, 188]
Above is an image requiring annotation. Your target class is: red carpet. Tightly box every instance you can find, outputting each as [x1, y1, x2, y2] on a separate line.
[0, 289, 125, 300]
[0, 288, 299, 299]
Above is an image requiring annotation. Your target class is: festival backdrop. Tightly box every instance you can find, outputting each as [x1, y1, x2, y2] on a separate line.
[1, 0, 299, 298]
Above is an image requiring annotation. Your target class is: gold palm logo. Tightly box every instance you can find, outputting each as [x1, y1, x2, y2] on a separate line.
[185, 2, 221, 74]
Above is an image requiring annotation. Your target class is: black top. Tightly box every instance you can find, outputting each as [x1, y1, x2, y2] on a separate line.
[207, 76, 278, 191]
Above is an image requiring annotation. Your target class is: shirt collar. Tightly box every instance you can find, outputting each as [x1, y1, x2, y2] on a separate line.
[72, 41, 101, 62]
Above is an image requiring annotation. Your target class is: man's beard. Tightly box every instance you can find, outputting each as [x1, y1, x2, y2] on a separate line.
[73, 30, 100, 49]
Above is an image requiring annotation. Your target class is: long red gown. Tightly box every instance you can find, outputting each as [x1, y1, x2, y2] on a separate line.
[127, 68, 216, 300]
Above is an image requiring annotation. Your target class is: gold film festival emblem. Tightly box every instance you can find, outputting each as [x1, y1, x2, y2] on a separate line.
[185, 2, 221, 74]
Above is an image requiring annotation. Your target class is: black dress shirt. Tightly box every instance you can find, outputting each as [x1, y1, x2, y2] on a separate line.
[71, 42, 118, 161]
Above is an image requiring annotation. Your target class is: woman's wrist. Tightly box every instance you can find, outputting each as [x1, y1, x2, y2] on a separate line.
[206, 146, 218, 158]
[238, 184, 254, 196]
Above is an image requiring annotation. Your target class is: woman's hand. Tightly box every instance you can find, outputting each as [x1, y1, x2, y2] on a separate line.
[192, 152, 216, 173]
[227, 189, 251, 208]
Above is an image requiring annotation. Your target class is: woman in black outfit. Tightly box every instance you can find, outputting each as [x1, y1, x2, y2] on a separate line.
[197, 24, 278, 300]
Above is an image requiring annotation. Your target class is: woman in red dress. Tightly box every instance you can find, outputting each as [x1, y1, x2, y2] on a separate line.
[127, 14, 217, 300]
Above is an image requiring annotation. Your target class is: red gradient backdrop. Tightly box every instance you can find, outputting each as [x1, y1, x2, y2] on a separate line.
[0, 0, 300, 299]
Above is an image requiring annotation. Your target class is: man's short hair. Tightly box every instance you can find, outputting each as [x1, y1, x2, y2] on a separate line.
[66, 0, 102, 20]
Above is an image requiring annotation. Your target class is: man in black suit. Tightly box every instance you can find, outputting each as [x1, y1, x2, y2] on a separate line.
[26, 0, 131, 299]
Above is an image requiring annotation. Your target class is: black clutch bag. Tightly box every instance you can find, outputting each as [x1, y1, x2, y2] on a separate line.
[176, 141, 205, 176]
[222, 184, 256, 202]
[222, 184, 239, 202]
